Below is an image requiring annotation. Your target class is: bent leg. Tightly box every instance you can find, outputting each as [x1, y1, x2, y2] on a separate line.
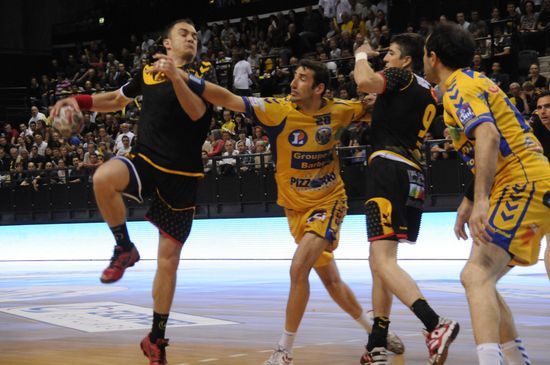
[93, 159, 130, 226]
[285, 232, 330, 332]
[460, 242, 511, 344]
[315, 259, 364, 320]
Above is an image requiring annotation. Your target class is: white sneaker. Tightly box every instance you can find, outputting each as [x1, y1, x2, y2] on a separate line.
[262, 346, 293, 365]
[367, 310, 405, 355]
[360, 346, 388, 365]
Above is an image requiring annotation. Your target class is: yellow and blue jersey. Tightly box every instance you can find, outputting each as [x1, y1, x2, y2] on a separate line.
[242, 96, 363, 210]
[442, 68, 550, 187]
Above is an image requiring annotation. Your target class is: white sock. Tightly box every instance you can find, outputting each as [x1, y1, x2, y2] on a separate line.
[354, 311, 372, 333]
[477, 343, 504, 365]
[502, 338, 531, 365]
[278, 329, 296, 354]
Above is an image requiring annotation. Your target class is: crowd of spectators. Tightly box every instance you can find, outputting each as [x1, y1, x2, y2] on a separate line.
[1, 0, 550, 188]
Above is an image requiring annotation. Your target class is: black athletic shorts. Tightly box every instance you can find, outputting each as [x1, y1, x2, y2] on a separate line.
[365, 156, 425, 243]
[114, 154, 197, 244]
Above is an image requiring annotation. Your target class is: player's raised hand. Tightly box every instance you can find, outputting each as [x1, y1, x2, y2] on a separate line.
[146, 53, 178, 81]
[454, 197, 473, 240]
[355, 43, 379, 59]
[51, 97, 80, 118]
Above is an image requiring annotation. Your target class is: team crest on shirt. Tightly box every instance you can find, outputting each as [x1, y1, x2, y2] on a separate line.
[315, 127, 332, 145]
[457, 102, 475, 124]
[488, 85, 500, 93]
[288, 129, 308, 146]
[306, 210, 327, 223]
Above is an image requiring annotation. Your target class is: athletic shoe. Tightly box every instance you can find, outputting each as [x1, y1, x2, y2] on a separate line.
[360, 347, 388, 365]
[100, 245, 140, 283]
[424, 317, 460, 365]
[366, 310, 405, 355]
[140, 333, 169, 365]
[262, 346, 293, 365]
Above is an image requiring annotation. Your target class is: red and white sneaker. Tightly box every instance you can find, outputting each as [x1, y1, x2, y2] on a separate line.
[100, 245, 140, 283]
[360, 347, 388, 365]
[424, 317, 459, 365]
[140, 333, 169, 365]
[262, 346, 293, 365]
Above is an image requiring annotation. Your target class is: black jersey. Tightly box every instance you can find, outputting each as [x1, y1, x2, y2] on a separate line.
[531, 114, 550, 161]
[370, 68, 437, 169]
[122, 64, 211, 175]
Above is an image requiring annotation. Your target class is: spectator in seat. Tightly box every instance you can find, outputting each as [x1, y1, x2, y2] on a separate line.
[29, 106, 46, 127]
[28, 145, 45, 169]
[33, 133, 48, 156]
[526, 63, 548, 88]
[468, 10, 488, 37]
[508, 82, 531, 115]
[115, 123, 135, 151]
[233, 50, 253, 96]
[207, 129, 225, 157]
[456, 11, 470, 31]
[236, 140, 253, 172]
[254, 140, 271, 170]
[218, 140, 238, 175]
[489, 62, 510, 90]
[116, 135, 132, 156]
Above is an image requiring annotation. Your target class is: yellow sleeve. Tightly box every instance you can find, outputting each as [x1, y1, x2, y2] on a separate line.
[242, 96, 288, 127]
[444, 77, 495, 138]
[333, 99, 365, 127]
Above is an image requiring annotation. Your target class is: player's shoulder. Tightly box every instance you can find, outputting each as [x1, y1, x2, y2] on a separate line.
[246, 95, 292, 111]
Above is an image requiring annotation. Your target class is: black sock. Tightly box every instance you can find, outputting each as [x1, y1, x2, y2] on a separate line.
[150, 312, 169, 342]
[411, 298, 439, 332]
[109, 224, 133, 251]
[366, 316, 390, 351]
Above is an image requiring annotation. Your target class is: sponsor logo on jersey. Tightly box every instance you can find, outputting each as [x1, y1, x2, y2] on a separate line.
[306, 210, 327, 223]
[288, 129, 308, 146]
[315, 126, 332, 145]
[457, 102, 475, 124]
[143, 65, 168, 85]
[314, 113, 331, 125]
[290, 172, 337, 191]
[291, 150, 333, 169]
[488, 85, 500, 93]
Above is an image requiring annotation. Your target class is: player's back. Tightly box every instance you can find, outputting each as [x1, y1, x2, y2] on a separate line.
[443, 69, 550, 187]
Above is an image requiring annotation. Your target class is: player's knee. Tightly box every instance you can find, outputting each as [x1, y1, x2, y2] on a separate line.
[92, 169, 112, 193]
[289, 260, 311, 283]
[157, 255, 180, 273]
[460, 264, 490, 290]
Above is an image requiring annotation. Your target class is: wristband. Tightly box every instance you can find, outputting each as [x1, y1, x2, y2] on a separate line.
[355, 52, 368, 62]
[188, 74, 206, 96]
[73, 94, 93, 111]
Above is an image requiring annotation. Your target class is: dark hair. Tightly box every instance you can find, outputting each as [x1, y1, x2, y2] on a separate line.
[298, 59, 330, 90]
[162, 18, 195, 39]
[390, 33, 425, 74]
[425, 23, 475, 70]
[536, 90, 550, 103]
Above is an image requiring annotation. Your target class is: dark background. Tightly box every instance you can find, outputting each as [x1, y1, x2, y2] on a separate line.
[0, 0, 504, 86]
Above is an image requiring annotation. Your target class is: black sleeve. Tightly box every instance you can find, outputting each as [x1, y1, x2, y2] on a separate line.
[121, 68, 143, 99]
[380, 67, 413, 94]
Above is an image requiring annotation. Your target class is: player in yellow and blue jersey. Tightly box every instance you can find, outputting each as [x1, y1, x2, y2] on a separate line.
[170, 58, 405, 364]
[424, 23, 550, 365]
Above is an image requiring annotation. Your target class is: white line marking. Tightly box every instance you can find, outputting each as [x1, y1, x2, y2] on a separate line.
[199, 358, 219, 363]
[293, 345, 304, 349]
[228, 353, 248, 358]
[315, 342, 334, 346]
[258, 349, 273, 353]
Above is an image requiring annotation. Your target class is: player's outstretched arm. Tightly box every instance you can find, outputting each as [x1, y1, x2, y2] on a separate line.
[354, 44, 385, 94]
[180, 70, 246, 113]
[51, 90, 132, 117]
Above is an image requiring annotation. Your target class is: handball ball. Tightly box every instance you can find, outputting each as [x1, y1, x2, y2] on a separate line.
[52, 105, 84, 138]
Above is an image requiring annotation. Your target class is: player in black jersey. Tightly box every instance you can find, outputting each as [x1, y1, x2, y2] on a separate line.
[51, 19, 211, 365]
[533, 91, 550, 279]
[353, 33, 459, 365]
